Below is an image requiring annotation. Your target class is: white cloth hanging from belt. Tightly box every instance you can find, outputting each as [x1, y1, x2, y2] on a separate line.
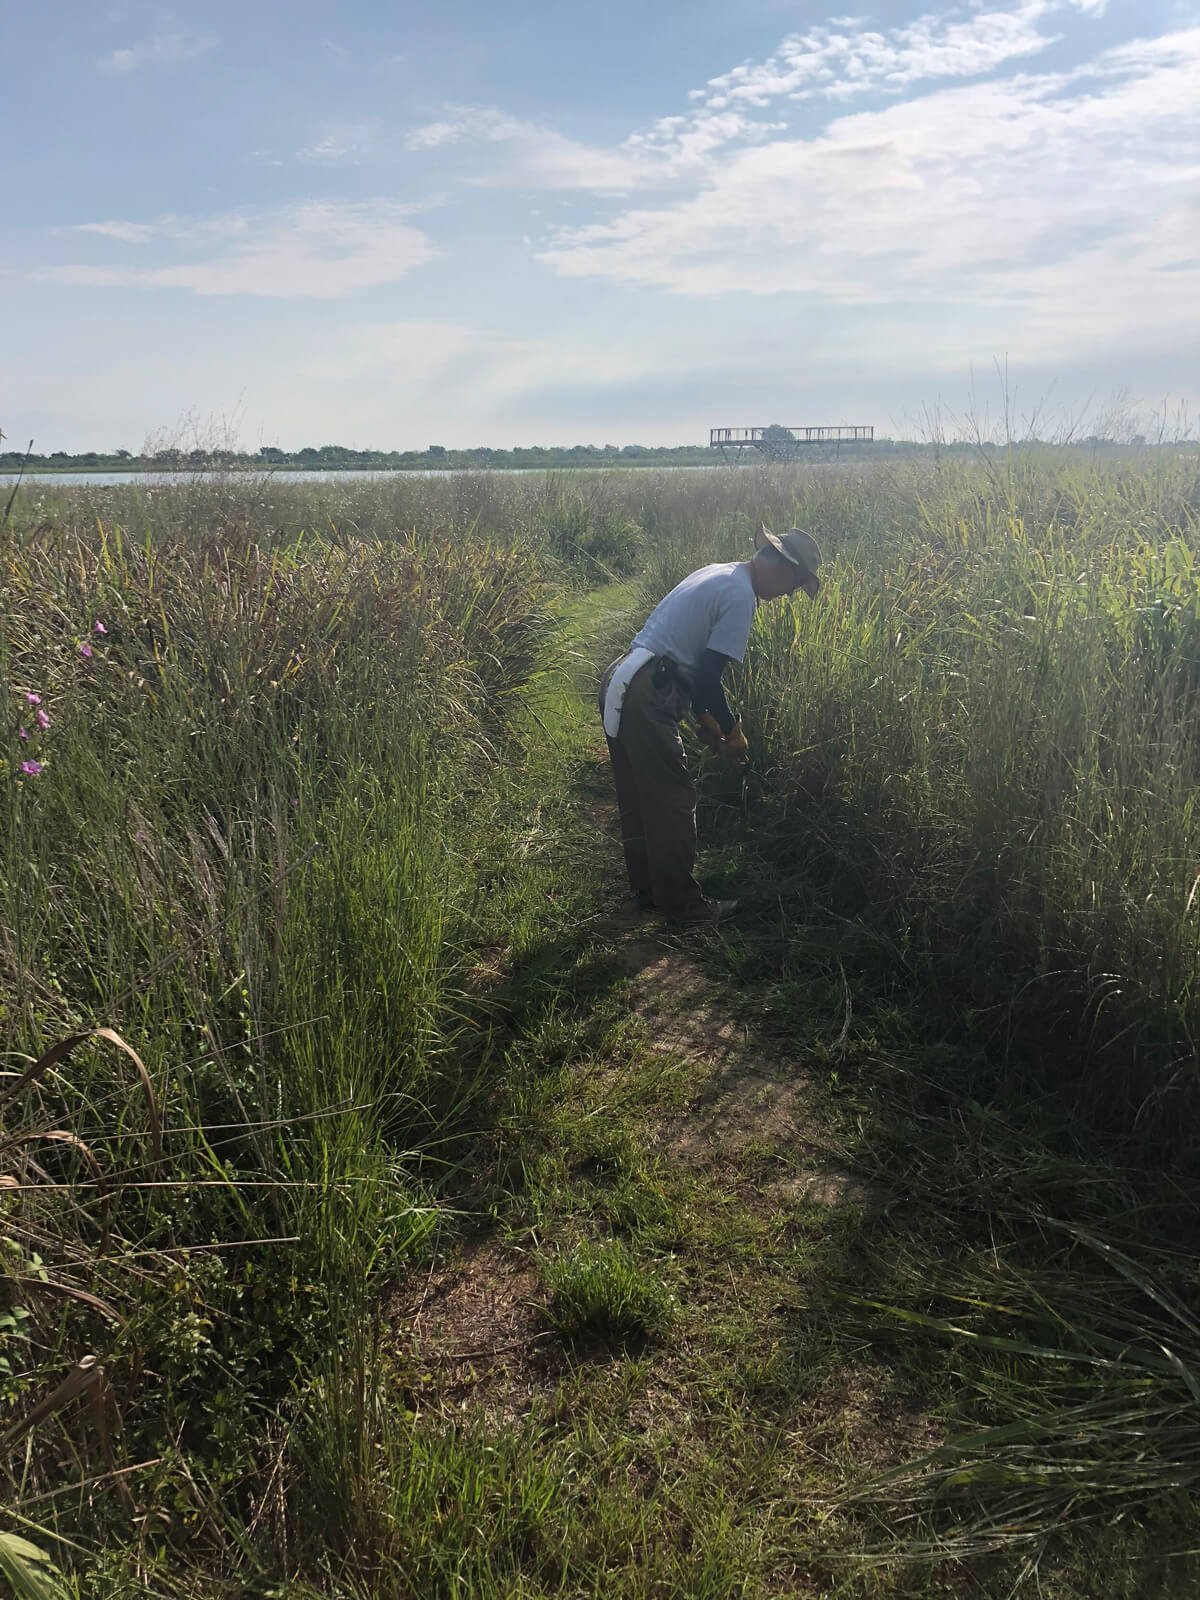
[602, 647, 654, 739]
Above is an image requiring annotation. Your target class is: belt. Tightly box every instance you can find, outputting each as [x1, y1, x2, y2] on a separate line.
[652, 654, 693, 691]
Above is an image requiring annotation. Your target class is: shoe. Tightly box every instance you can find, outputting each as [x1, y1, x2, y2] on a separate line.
[666, 897, 739, 929]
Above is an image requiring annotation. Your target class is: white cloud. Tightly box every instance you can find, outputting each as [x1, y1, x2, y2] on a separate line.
[71, 212, 255, 248]
[694, 0, 1094, 112]
[406, 101, 787, 192]
[624, 109, 784, 164]
[249, 317, 692, 445]
[535, 25, 1200, 364]
[72, 220, 159, 244]
[407, 1, 1108, 187]
[45, 202, 438, 299]
[406, 106, 682, 192]
[99, 30, 216, 73]
[298, 122, 378, 164]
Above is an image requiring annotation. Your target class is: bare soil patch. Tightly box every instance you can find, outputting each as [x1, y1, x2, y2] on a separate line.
[389, 1240, 554, 1422]
[620, 943, 873, 1205]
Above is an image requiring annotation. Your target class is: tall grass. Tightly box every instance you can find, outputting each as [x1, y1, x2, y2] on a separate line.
[733, 452, 1200, 1144]
[6, 450, 1200, 1588]
[20, 451, 1200, 1139]
[0, 488, 561, 1589]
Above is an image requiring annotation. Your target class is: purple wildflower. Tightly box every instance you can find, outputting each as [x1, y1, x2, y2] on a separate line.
[79, 642, 94, 659]
[17, 727, 28, 742]
[93, 620, 107, 635]
[35, 708, 50, 731]
[24, 692, 41, 706]
[19, 760, 42, 777]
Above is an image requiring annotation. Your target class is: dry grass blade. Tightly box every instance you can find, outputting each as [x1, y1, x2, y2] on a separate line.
[84, 1364, 133, 1508]
[0, 1026, 162, 1161]
[1, 1355, 101, 1452]
[1, 436, 35, 527]
[2, 1129, 112, 1253]
[12, 1277, 124, 1326]
[834, 1290, 1123, 1368]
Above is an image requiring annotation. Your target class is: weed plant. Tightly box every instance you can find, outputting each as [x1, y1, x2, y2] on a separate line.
[540, 1238, 676, 1345]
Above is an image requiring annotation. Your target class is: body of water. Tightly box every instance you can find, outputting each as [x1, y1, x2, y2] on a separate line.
[1, 465, 744, 489]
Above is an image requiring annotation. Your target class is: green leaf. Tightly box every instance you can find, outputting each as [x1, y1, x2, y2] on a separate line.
[0, 1531, 72, 1600]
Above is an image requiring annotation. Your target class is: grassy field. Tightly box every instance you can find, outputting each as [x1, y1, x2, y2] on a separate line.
[2, 452, 1199, 1597]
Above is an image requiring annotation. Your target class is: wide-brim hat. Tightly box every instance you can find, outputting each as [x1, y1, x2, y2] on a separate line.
[755, 523, 822, 578]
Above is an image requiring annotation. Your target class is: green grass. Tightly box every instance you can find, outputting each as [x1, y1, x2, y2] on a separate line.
[539, 1239, 677, 1346]
[0, 490, 580, 1593]
[4, 454, 1200, 1596]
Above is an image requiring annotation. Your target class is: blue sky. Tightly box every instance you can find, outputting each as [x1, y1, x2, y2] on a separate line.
[5, 0, 1199, 450]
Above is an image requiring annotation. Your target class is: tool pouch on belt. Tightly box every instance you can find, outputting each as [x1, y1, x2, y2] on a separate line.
[651, 655, 693, 723]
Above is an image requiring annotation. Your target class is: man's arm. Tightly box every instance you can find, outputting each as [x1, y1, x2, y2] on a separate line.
[692, 648, 738, 733]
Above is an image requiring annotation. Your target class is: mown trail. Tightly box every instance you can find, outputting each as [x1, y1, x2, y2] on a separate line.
[385, 583, 1199, 1600]
[376, 592, 921, 1595]
[392, 744, 905, 1594]
[383, 585, 906, 1591]
[396, 807, 873, 1417]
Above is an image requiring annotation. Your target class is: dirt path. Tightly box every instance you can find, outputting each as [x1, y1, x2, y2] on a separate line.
[378, 606, 969, 1593]
[391, 764, 877, 1427]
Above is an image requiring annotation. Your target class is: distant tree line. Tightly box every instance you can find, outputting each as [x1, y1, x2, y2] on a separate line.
[3, 433, 1189, 474]
[2, 438, 900, 472]
[0, 442, 725, 472]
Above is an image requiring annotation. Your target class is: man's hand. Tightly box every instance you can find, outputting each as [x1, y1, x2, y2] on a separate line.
[696, 711, 750, 765]
[723, 719, 750, 766]
[695, 710, 725, 751]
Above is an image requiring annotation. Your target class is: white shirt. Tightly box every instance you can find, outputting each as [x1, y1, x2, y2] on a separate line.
[631, 562, 757, 671]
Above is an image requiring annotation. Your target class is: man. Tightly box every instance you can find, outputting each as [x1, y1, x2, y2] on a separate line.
[599, 524, 822, 927]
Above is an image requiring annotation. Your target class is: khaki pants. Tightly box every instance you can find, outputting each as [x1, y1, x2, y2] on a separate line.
[599, 657, 706, 920]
